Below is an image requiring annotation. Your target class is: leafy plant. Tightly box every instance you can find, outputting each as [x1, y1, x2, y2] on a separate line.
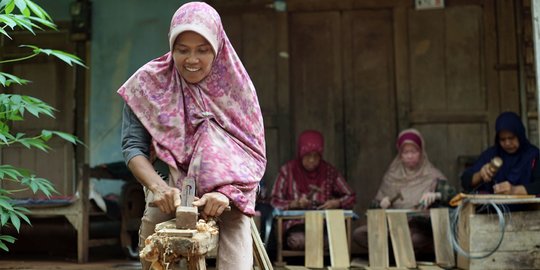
[0, 0, 85, 252]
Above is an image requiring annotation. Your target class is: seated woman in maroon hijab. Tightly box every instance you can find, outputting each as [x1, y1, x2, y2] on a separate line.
[353, 128, 456, 257]
[270, 130, 356, 250]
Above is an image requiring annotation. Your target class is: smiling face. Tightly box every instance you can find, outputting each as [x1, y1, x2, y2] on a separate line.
[172, 31, 215, 84]
[498, 129, 520, 154]
[400, 143, 421, 170]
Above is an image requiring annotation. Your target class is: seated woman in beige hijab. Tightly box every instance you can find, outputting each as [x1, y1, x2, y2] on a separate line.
[352, 128, 456, 257]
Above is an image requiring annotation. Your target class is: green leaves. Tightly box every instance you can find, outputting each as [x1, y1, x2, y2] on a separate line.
[0, 94, 56, 122]
[20, 45, 86, 67]
[0, 72, 30, 87]
[0, 235, 16, 252]
[0, 0, 55, 39]
[0, 0, 85, 252]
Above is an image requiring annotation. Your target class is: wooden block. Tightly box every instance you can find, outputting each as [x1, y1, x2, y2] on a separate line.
[467, 210, 540, 270]
[176, 206, 198, 229]
[430, 208, 455, 268]
[325, 210, 349, 268]
[284, 266, 309, 270]
[456, 202, 474, 270]
[367, 209, 389, 267]
[305, 211, 324, 268]
[386, 211, 416, 268]
[364, 267, 408, 270]
[156, 228, 197, 237]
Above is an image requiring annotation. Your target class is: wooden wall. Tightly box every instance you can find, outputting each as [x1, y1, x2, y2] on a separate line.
[211, 0, 528, 223]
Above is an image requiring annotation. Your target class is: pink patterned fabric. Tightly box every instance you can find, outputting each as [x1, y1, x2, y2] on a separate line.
[117, 2, 266, 215]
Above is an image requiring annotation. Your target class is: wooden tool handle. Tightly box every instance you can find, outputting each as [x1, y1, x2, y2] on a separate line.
[148, 202, 231, 211]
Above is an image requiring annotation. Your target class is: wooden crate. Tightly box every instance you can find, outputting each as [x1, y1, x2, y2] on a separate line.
[457, 197, 540, 270]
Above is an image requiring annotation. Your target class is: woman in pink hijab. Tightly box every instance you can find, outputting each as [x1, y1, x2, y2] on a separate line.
[118, 2, 266, 269]
[352, 129, 456, 258]
[270, 130, 356, 250]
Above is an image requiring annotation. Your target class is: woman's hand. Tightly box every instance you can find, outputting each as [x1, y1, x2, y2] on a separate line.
[479, 163, 496, 183]
[192, 192, 230, 218]
[317, 199, 341, 209]
[288, 194, 311, 209]
[493, 181, 513, 194]
[150, 184, 181, 214]
[380, 196, 391, 209]
[418, 192, 441, 208]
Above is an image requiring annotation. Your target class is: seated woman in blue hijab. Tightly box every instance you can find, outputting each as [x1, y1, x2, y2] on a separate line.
[461, 112, 540, 195]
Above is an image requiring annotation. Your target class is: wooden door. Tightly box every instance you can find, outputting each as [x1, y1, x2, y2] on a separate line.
[400, 2, 499, 189]
[216, 0, 514, 217]
[0, 29, 76, 198]
[289, 11, 345, 170]
[342, 9, 397, 214]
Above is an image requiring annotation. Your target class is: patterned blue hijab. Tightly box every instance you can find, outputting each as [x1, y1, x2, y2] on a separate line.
[466, 112, 539, 192]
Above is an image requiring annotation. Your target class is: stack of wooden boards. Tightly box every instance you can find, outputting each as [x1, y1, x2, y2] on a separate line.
[281, 209, 352, 269]
[367, 208, 455, 270]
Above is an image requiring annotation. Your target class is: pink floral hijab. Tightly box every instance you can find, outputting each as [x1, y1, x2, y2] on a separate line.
[117, 2, 266, 215]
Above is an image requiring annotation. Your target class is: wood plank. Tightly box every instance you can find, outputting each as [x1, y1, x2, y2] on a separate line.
[469, 209, 540, 232]
[325, 210, 350, 268]
[286, 0, 409, 11]
[446, 6, 484, 111]
[364, 267, 408, 270]
[468, 251, 540, 270]
[251, 218, 274, 270]
[290, 11, 344, 168]
[342, 9, 396, 223]
[284, 266, 309, 270]
[243, 11, 277, 115]
[483, 0, 500, 140]
[275, 11, 292, 164]
[496, 0, 520, 113]
[409, 111, 488, 124]
[394, 6, 410, 131]
[457, 202, 474, 270]
[430, 208, 455, 268]
[386, 212, 416, 268]
[304, 211, 324, 268]
[408, 8, 445, 112]
[367, 209, 389, 268]
[470, 230, 540, 252]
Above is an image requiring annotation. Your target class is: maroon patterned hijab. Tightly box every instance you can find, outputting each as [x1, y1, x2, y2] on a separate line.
[289, 130, 329, 194]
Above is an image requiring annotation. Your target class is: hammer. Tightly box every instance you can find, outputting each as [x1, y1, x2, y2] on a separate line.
[389, 192, 403, 206]
[149, 177, 230, 229]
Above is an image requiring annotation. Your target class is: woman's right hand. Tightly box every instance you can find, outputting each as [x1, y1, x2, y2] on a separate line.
[150, 184, 181, 214]
[479, 163, 495, 183]
[289, 194, 311, 209]
[380, 196, 391, 209]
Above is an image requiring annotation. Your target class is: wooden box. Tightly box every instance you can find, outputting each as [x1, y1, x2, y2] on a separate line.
[457, 197, 540, 270]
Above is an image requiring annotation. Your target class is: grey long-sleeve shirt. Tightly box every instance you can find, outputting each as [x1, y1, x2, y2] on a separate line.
[121, 103, 151, 165]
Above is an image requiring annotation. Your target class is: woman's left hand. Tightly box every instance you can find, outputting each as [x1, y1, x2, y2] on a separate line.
[317, 199, 341, 209]
[493, 181, 513, 194]
[418, 192, 441, 208]
[192, 192, 230, 218]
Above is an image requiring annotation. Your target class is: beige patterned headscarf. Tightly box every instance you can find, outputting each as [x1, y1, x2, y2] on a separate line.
[375, 129, 446, 209]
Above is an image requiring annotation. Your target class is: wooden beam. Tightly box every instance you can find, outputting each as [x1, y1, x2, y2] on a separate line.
[386, 212, 416, 268]
[430, 208, 455, 268]
[367, 209, 389, 268]
[304, 211, 324, 268]
[408, 111, 488, 124]
[326, 210, 350, 268]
